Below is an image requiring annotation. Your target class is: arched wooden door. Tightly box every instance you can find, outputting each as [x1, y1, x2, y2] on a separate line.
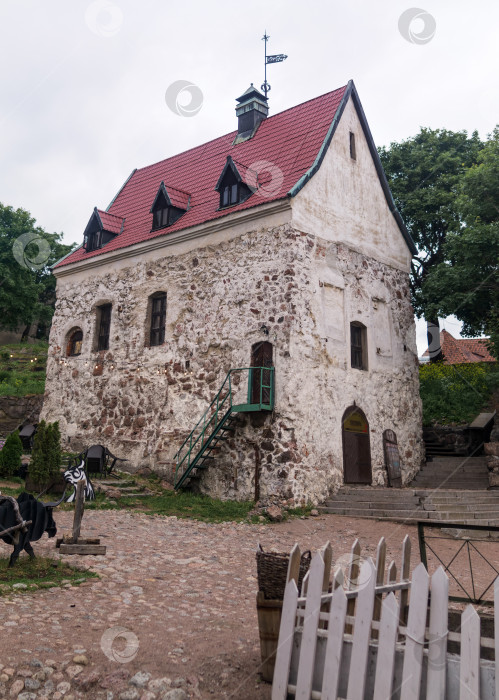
[250, 341, 273, 405]
[342, 406, 372, 484]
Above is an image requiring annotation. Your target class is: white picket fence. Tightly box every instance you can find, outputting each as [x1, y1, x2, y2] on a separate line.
[272, 538, 498, 700]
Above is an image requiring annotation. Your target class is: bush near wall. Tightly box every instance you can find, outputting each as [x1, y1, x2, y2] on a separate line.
[0, 430, 23, 477]
[419, 362, 499, 426]
[28, 420, 62, 488]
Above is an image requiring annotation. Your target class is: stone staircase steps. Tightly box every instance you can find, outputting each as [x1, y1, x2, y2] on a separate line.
[319, 455, 498, 525]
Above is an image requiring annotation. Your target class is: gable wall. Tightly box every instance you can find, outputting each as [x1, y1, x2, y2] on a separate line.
[291, 96, 413, 272]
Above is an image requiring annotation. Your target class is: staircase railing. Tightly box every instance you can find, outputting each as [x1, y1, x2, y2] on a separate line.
[174, 366, 274, 488]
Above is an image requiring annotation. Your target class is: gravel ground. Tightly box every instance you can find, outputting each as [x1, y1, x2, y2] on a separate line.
[0, 509, 496, 699]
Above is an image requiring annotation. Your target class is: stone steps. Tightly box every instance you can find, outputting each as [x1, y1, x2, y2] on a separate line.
[320, 454, 499, 525]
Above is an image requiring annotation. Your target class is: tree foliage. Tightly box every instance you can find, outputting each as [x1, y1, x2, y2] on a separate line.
[0, 430, 23, 477]
[378, 128, 483, 317]
[0, 203, 76, 338]
[423, 127, 499, 357]
[29, 420, 62, 487]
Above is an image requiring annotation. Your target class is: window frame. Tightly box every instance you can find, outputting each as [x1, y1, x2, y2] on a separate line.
[85, 229, 102, 252]
[350, 322, 367, 370]
[66, 329, 83, 357]
[149, 293, 167, 347]
[349, 131, 356, 160]
[96, 303, 112, 351]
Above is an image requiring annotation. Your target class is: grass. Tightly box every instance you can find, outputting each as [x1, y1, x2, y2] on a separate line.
[1, 472, 311, 524]
[0, 556, 97, 595]
[0, 341, 48, 396]
[419, 361, 499, 426]
[140, 491, 257, 522]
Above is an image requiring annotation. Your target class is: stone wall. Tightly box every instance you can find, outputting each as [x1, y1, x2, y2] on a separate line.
[0, 394, 44, 435]
[42, 223, 424, 504]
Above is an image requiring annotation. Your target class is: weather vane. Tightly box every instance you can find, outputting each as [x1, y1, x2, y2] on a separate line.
[261, 31, 287, 99]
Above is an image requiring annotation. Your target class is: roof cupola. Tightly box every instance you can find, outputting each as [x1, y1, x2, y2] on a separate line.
[235, 84, 268, 139]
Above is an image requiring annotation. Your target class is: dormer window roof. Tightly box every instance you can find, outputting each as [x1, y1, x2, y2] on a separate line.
[215, 156, 253, 209]
[150, 181, 189, 231]
[83, 208, 124, 253]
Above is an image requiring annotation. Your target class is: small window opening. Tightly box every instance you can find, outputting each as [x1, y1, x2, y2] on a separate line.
[85, 229, 102, 252]
[150, 184, 186, 232]
[66, 329, 83, 357]
[351, 322, 367, 370]
[216, 157, 252, 209]
[350, 132, 356, 160]
[97, 304, 112, 351]
[149, 293, 167, 347]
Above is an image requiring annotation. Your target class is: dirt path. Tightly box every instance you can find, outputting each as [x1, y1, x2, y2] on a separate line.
[0, 510, 496, 699]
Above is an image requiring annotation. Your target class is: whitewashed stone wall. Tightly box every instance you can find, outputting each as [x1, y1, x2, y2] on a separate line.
[42, 223, 423, 504]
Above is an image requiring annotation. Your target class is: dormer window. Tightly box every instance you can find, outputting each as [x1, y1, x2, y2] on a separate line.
[215, 156, 252, 209]
[85, 229, 102, 252]
[83, 208, 124, 253]
[150, 182, 188, 231]
[222, 183, 239, 207]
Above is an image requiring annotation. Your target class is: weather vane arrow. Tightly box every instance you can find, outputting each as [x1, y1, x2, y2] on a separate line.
[261, 31, 287, 98]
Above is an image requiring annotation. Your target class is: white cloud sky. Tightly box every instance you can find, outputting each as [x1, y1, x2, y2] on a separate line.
[1, 0, 497, 353]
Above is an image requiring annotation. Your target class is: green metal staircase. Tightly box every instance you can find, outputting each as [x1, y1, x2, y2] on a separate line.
[174, 366, 274, 489]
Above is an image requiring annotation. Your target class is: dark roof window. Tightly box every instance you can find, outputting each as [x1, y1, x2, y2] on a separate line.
[83, 208, 124, 253]
[215, 156, 252, 209]
[150, 182, 189, 232]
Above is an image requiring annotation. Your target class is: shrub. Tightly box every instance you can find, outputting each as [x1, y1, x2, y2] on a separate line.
[0, 430, 23, 477]
[419, 362, 498, 426]
[47, 421, 62, 480]
[28, 420, 48, 485]
[29, 420, 63, 487]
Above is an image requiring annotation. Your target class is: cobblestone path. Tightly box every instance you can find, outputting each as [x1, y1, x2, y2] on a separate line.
[0, 510, 444, 699]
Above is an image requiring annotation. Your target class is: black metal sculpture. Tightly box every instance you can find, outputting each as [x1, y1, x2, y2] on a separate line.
[0, 491, 65, 567]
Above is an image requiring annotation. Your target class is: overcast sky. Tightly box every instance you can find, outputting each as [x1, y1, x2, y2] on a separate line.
[1, 0, 497, 353]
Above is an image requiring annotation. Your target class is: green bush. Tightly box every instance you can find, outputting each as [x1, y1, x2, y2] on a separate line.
[28, 420, 62, 487]
[29, 420, 47, 485]
[0, 430, 23, 477]
[419, 362, 498, 426]
[47, 421, 62, 480]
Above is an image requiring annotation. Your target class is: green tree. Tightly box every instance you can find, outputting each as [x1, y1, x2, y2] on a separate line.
[47, 421, 62, 480]
[0, 430, 23, 477]
[378, 128, 483, 358]
[0, 203, 76, 339]
[423, 127, 499, 357]
[28, 420, 48, 486]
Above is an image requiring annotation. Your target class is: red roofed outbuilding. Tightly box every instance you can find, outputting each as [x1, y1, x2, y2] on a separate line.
[423, 329, 495, 364]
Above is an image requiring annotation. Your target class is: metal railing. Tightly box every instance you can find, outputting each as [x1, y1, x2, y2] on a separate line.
[174, 366, 274, 488]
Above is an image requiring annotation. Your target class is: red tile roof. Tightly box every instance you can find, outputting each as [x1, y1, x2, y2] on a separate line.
[423, 329, 495, 364]
[57, 85, 349, 268]
[97, 209, 124, 235]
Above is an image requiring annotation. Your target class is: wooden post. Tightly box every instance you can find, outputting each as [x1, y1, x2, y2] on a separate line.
[58, 478, 106, 556]
[72, 479, 86, 543]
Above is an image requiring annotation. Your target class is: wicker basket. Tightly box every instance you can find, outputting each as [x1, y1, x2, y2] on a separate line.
[256, 544, 311, 600]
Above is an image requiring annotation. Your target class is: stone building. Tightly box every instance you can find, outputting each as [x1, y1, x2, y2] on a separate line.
[42, 80, 424, 504]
